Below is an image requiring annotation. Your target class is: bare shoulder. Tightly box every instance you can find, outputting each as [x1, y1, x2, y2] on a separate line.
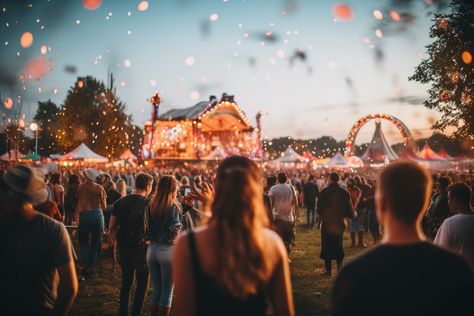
[262, 228, 288, 258]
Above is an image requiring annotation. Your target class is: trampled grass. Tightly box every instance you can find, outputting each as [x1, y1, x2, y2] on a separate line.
[71, 212, 369, 316]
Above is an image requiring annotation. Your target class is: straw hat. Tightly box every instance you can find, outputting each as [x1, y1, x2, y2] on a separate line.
[1, 165, 48, 205]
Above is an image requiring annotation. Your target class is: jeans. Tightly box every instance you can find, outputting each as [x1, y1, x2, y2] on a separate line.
[306, 205, 316, 227]
[78, 209, 104, 269]
[147, 242, 174, 307]
[350, 207, 367, 233]
[118, 246, 149, 316]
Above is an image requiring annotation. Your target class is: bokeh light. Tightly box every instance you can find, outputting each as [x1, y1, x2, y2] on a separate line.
[373, 10, 383, 20]
[83, 0, 102, 10]
[461, 51, 472, 64]
[137, 1, 149, 12]
[20, 32, 34, 48]
[332, 3, 353, 22]
[389, 10, 400, 21]
[3, 98, 13, 109]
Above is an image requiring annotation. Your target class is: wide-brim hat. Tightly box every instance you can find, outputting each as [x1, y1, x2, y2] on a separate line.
[84, 168, 102, 182]
[1, 165, 48, 206]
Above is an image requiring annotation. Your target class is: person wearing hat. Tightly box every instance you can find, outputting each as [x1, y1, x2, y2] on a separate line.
[75, 168, 107, 278]
[0, 165, 78, 315]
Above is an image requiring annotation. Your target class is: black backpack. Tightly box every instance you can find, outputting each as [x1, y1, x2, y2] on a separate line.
[125, 198, 149, 249]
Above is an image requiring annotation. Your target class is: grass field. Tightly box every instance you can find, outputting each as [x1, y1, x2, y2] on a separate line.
[71, 213, 369, 316]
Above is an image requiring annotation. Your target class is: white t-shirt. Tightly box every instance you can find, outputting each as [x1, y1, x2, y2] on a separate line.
[434, 213, 474, 270]
[269, 183, 296, 222]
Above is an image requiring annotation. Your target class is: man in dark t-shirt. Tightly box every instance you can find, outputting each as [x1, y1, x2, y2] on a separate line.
[109, 173, 153, 316]
[303, 175, 319, 228]
[0, 165, 77, 316]
[331, 162, 474, 316]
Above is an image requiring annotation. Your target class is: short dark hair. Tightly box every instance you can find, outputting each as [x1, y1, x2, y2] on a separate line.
[135, 173, 153, 190]
[329, 172, 339, 183]
[449, 183, 471, 205]
[378, 161, 431, 224]
[438, 176, 451, 188]
[277, 172, 287, 184]
[266, 176, 277, 189]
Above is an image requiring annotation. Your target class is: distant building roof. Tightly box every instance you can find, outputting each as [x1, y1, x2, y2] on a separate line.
[159, 95, 224, 121]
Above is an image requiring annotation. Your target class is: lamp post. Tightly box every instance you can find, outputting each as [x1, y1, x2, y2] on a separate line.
[30, 122, 38, 154]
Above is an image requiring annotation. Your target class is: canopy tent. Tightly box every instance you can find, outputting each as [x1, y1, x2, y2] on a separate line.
[303, 151, 317, 161]
[201, 146, 228, 161]
[416, 144, 445, 161]
[437, 148, 453, 160]
[60, 143, 108, 163]
[0, 150, 25, 161]
[23, 153, 41, 161]
[276, 146, 307, 163]
[347, 156, 364, 168]
[119, 149, 138, 161]
[328, 152, 348, 167]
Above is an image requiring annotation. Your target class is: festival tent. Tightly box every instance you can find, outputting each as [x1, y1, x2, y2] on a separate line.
[416, 144, 445, 161]
[119, 149, 138, 161]
[201, 146, 228, 160]
[328, 152, 348, 167]
[23, 153, 41, 161]
[59, 143, 108, 163]
[0, 150, 25, 161]
[347, 156, 364, 168]
[276, 146, 307, 163]
[437, 148, 453, 160]
[303, 151, 317, 161]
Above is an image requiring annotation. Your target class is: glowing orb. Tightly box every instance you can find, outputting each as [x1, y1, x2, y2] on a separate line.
[20, 32, 33, 48]
[4, 97, 13, 109]
[23, 57, 53, 80]
[185, 56, 195, 66]
[332, 3, 353, 21]
[461, 51, 472, 65]
[19, 119, 25, 129]
[375, 29, 383, 38]
[440, 91, 449, 101]
[77, 80, 84, 88]
[40, 44, 47, 55]
[83, 0, 102, 10]
[389, 10, 400, 21]
[190, 90, 200, 100]
[137, 1, 149, 11]
[124, 59, 131, 67]
[210, 13, 219, 21]
[150, 79, 156, 87]
[373, 10, 383, 20]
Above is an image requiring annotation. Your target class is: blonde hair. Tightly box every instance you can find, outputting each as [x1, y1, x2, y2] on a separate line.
[115, 178, 126, 197]
[211, 156, 271, 299]
[149, 175, 178, 220]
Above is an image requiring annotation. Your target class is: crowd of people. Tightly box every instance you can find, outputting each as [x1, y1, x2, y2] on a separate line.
[0, 159, 473, 315]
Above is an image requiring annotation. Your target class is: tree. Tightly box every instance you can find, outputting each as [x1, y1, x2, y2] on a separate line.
[55, 76, 142, 158]
[34, 100, 60, 155]
[409, 0, 474, 140]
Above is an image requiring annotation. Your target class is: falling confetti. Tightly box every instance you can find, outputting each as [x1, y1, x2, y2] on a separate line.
[373, 10, 383, 20]
[3, 98, 13, 109]
[83, 0, 102, 10]
[124, 59, 131, 67]
[389, 10, 400, 21]
[461, 51, 472, 64]
[375, 29, 383, 38]
[185, 56, 195, 66]
[210, 13, 219, 22]
[137, 1, 149, 12]
[40, 44, 47, 55]
[332, 3, 353, 22]
[20, 32, 34, 48]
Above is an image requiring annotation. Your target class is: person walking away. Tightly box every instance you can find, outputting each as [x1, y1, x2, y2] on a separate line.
[365, 183, 381, 243]
[109, 173, 154, 316]
[303, 175, 320, 229]
[269, 172, 298, 255]
[347, 178, 362, 247]
[34, 199, 64, 222]
[173, 156, 294, 316]
[423, 176, 451, 240]
[147, 176, 183, 316]
[353, 176, 371, 247]
[51, 173, 65, 221]
[97, 173, 122, 229]
[434, 182, 474, 270]
[0, 165, 78, 315]
[317, 173, 355, 275]
[65, 174, 80, 225]
[331, 161, 474, 316]
[75, 168, 107, 279]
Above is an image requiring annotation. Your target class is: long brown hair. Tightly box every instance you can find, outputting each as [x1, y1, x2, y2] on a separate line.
[211, 156, 271, 299]
[149, 175, 178, 220]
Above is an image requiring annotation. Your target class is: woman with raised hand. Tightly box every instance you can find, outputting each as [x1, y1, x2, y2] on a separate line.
[173, 156, 294, 316]
[147, 175, 183, 316]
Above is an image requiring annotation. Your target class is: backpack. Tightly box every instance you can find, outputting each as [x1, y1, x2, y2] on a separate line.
[125, 198, 148, 249]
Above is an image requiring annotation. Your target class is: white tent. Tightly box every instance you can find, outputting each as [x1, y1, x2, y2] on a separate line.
[276, 146, 307, 163]
[202, 146, 228, 161]
[59, 143, 108, 163]
[0, 150, 25, 161]
[119, 149, 138, 161]
[328, 152, 348, 167]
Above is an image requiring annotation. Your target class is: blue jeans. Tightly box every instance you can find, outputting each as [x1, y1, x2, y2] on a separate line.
[78, 209, 104, 269]
[147, 242, 174, 306]
[306, 205, 316, 227]
[350, 207, 367, 233]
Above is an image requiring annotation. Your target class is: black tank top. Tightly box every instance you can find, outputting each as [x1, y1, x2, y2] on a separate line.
[188, 231, 267, 316]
